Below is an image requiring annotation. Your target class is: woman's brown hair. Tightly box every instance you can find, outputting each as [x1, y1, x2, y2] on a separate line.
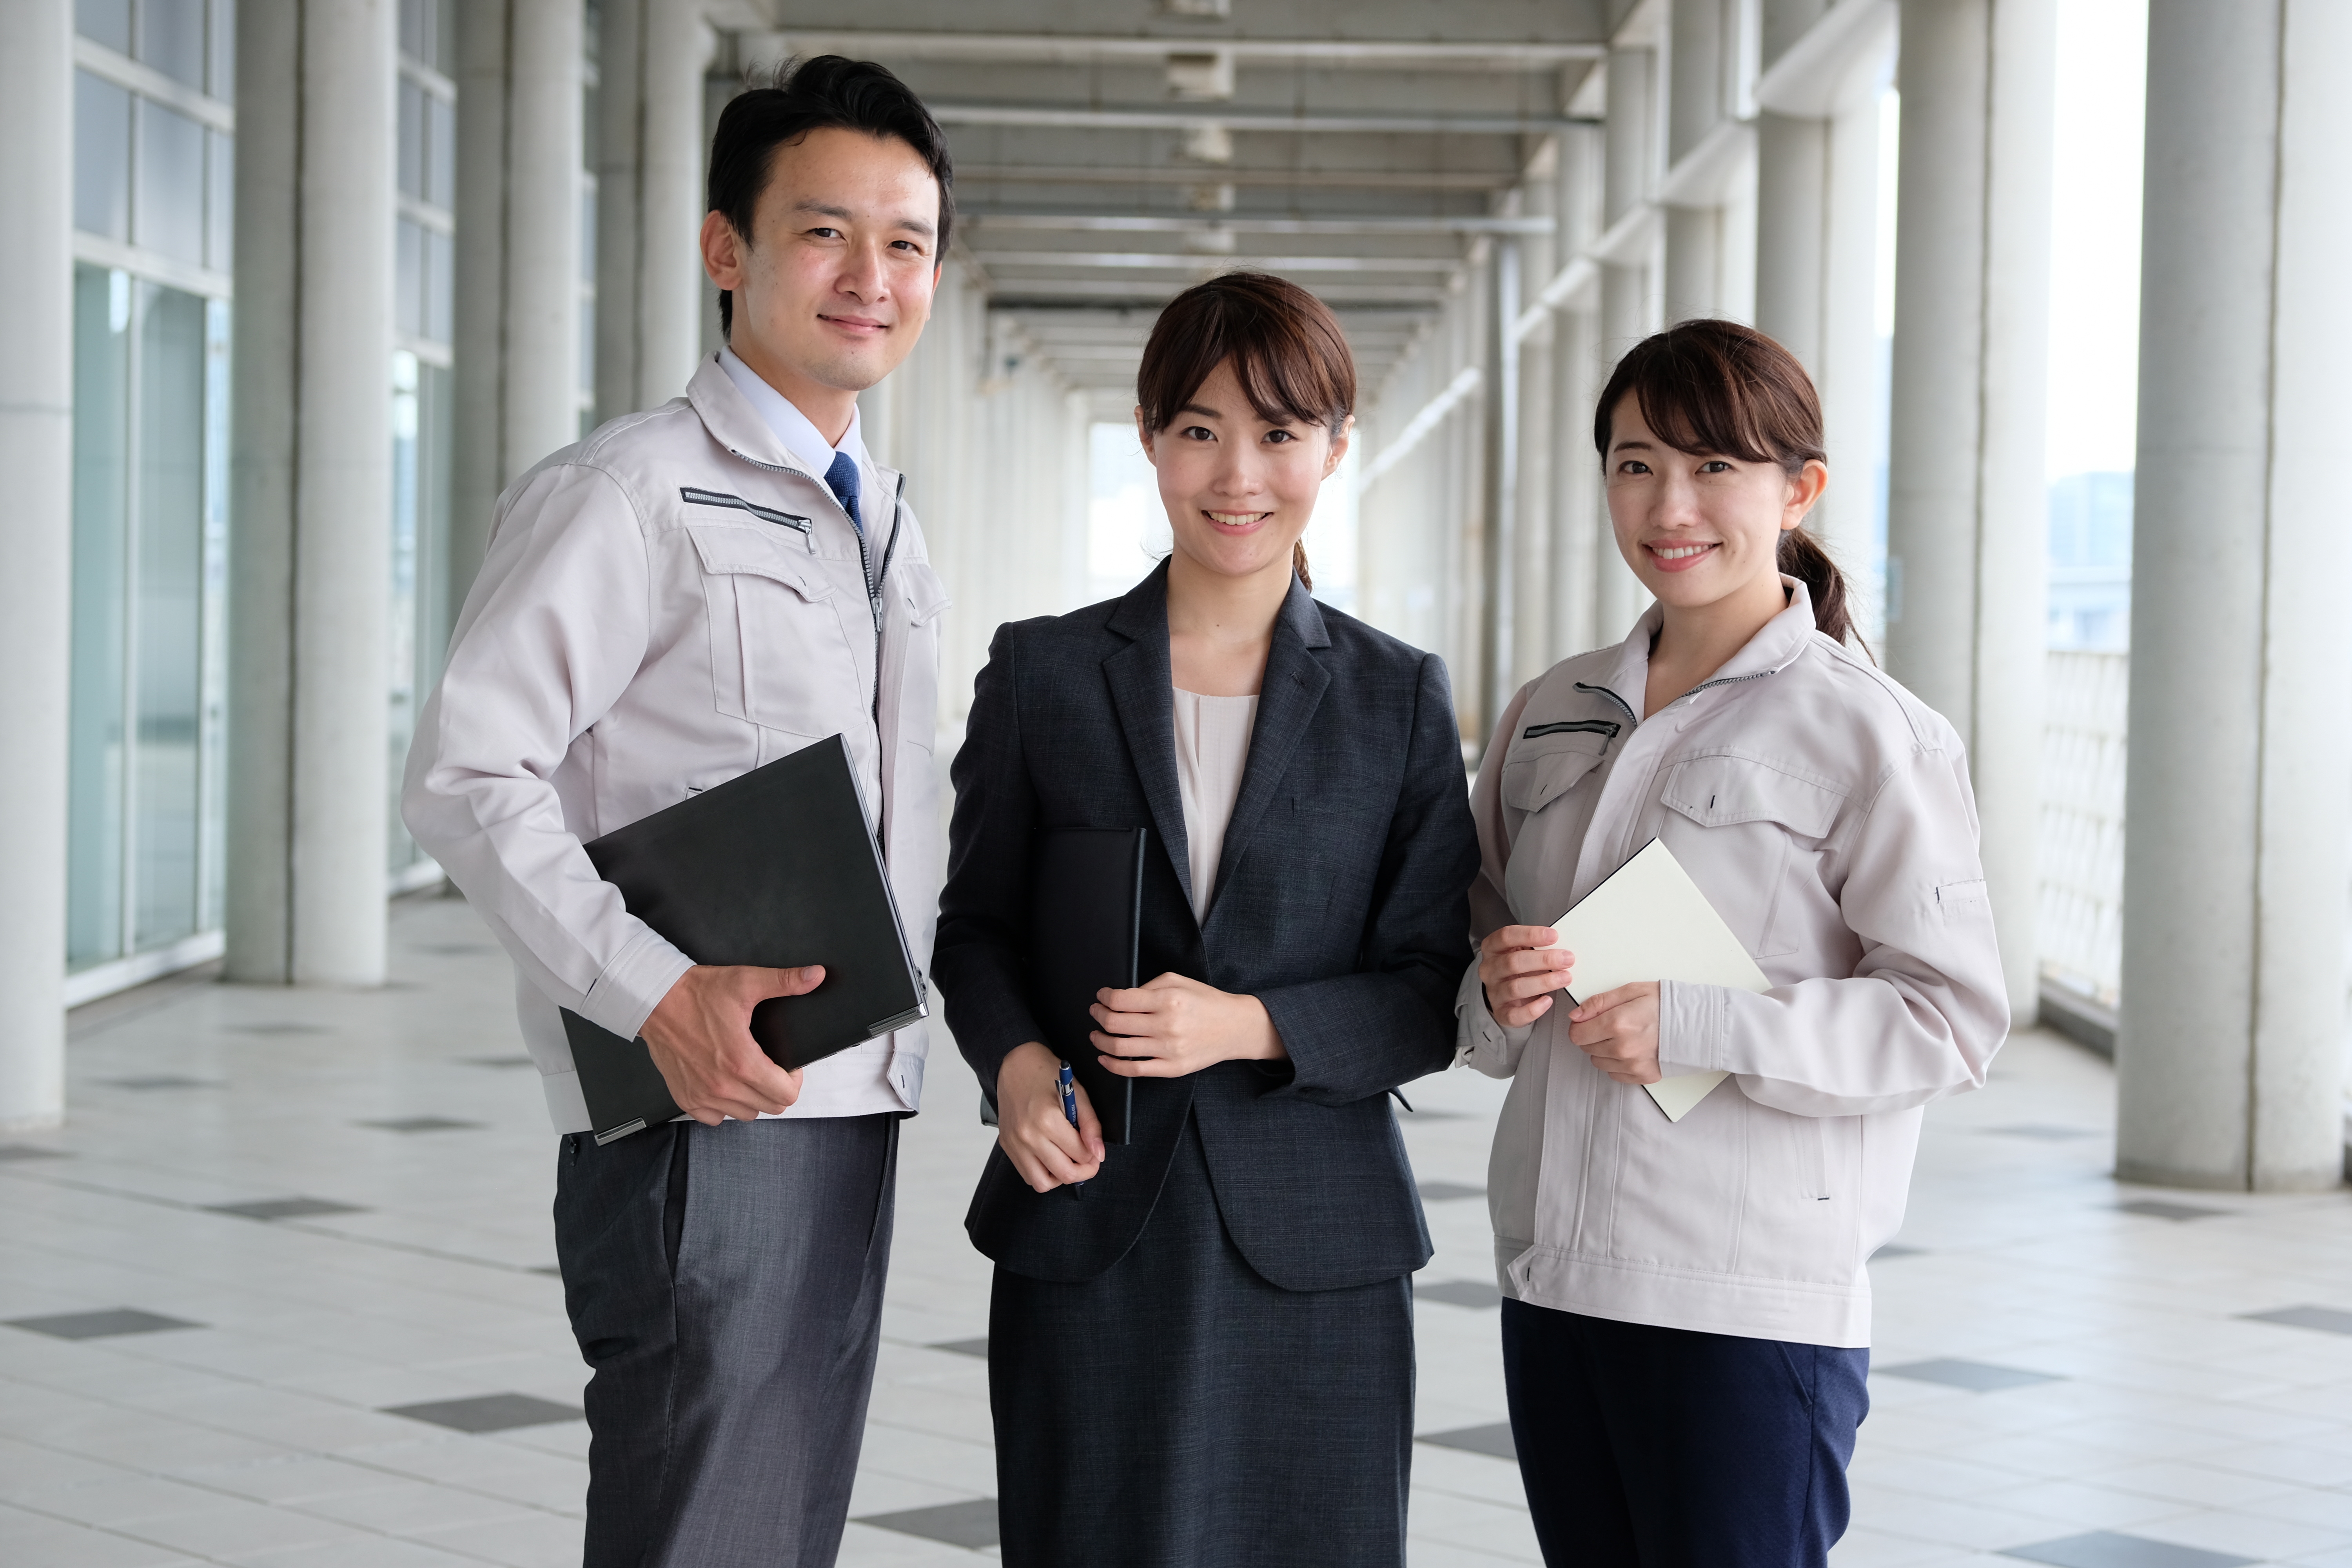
[1591, 319, 1858, 649]
[1136, 272, 1356, 592]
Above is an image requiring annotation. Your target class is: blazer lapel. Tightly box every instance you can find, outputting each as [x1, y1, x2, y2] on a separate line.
[1102, 564, 1194, 909]
[1205, 580, 1332, 924]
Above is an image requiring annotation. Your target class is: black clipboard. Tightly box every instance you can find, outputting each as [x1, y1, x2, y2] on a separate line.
[559, 734, 927, 1143]
[1025, 828, 1147, 1145]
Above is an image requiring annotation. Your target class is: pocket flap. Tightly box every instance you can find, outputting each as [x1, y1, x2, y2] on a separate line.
[686, 524, 832, 600]
[1501, 746, 1606, 814]
[1661, 755, 1845, 837]
[899, 562, 952, 624]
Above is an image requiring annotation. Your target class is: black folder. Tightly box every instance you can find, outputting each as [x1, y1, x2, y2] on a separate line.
[559, 734, 927, 1144]
[1025, 828, 1148, 1145]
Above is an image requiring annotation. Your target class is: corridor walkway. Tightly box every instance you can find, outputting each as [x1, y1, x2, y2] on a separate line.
[3, 892, 2351, 1567]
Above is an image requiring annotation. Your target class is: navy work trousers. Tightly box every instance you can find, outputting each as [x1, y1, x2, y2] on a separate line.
[1501, 1297, 1869, 1568]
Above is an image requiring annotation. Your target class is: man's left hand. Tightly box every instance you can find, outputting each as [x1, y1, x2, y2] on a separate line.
[1090, 972, 1286, 1077]
[1566, 981, 1662, 1085]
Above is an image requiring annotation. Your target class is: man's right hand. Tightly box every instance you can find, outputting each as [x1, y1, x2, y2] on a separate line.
[639, 964, 821, 1125]
[996, 1040, 1103, 1192]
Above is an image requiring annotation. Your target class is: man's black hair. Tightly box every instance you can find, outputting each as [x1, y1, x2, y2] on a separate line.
[706, 56, 955, 339]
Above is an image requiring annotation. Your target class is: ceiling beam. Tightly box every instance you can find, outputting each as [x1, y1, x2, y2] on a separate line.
[989, 281, 1452, 304]
[974, 250, 1464, 273]
[747, 29, 1604, 67]
[931, 103, 1576, 136]
[964, 212, 1553, 236]
[953, 164, 1519, 191]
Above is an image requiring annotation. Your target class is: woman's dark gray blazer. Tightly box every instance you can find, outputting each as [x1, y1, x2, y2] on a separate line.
[932, 562, 1480, 1292]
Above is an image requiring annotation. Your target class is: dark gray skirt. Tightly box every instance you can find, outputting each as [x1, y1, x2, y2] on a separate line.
[987, 1114, 1415, 1568]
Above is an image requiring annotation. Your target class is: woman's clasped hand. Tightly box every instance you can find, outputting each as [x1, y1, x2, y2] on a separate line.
[1475, 925, 1661, 1083]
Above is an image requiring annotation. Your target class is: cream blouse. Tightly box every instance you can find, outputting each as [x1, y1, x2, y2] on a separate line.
[1172, 687, 1259, 922]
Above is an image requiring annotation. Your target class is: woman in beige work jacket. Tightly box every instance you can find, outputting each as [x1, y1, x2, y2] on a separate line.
[1461, 319, 2009, 1568]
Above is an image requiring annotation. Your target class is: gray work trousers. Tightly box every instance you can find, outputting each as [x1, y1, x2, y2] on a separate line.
[554, 1112, 899, 1568]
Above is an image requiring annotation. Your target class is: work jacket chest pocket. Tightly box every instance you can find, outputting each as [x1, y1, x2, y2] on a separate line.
[894, 563, 952, 752]
[688, 523, 860, 738]
[1659, 755, 1847, 958]
[1500, 734, 1612, 816]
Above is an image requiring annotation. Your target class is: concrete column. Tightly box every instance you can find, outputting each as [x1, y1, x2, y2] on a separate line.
[1550, 124, 1604, 662]
[0, 0, 73, 1125]
[1755, 112, 1828, 365]
[1512, 158, 1557, 684]
[2116, 0, 2352, 1193]
[1884, 0, 2054, 1025]
[1481, 237, 1523, 730]
[596, 0, 712, 424]
[1662, 0, 1728, 323]
[1596, 47, 1658, 646]
[450, 0, 584, 607]
[226, 0, 397, 985]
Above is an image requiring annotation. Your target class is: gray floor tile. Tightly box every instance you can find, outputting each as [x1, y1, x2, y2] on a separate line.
[1879, 1359, 2066, 1392]
[2114, 1200, 2229, 1221]
[462, 1056, 538, 1068]
[1416, 1279, 1503, 1310]
[1416, 1180, 1488, 1201]
[854, 1497, 1000, 1548]
[353, 1117, 486, 1133]
[2239, 1305, 2352, 1336]
[4, 1307, 205, 1339]
[380, 1394, 586, 1433]
[1872, 1244, 1928, 1259]
[100, 1075, 222, 1090]
[1418, 1423, 1517, 1461]
[928, 1338, 990, 1359]
[202, 1197, 371, 1221]
[0, 1144, 69, 1160]
[2000, 1531, 2260, 1567]
[227, 1022, 334, 1036]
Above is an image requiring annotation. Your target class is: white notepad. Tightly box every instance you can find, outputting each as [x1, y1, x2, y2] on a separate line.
[1550, 837, 1771, 1121]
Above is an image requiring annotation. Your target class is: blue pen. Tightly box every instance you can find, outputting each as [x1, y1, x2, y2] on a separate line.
[1058, 1060, 1086, 1199]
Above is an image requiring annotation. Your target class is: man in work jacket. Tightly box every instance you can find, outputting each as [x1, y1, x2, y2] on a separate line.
[403, 58, 953, 1568]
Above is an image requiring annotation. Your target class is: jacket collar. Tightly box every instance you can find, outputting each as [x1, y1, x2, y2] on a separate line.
[1595, 575, 1818, 720]
[686, 351, 906, 525]
[1100, 561, 1332, 920]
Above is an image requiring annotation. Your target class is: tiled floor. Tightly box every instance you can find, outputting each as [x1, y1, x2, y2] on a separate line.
[4, 891, 2351, 1566]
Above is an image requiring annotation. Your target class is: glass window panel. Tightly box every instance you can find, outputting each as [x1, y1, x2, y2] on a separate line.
[135, 97, 206, 266]
[69, 267, 132, 969]
[426, 93, 456, 210]
[579, 293, 595, 398]
[206, 128, 234, 270]
[132, 281, 207, 950]
[579, 176, 596, 285]
[398, 77, 424, 199]
[78, 0, 131, 54]
[75, 72, 132, 241]
[200, 298, 229, 931]
[433, 0, 455, 74]
[395, 218, 422, 337]
[399, 0, 427, 62]
[136, 0, 207, 90]
[425, 226, 453, 344]
[210, 0, 234, 100]
[388, 350, 422, 870]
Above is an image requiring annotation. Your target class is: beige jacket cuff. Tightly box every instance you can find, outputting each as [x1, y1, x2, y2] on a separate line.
[579, 926, 697, 1042]
[1454, 958, 1535, 1078]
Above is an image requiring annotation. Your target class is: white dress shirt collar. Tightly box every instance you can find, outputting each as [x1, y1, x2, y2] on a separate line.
[717, 345, 868, 480]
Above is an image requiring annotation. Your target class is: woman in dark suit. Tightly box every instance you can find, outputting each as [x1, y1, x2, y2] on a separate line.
[931, 272, 1480, 1568]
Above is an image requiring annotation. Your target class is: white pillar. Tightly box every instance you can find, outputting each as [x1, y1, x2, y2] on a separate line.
[1512, 158, 1557, 685]
[1596, 46, 1657, 646]
[1482, 236, 1521, 731]
[1662, 0, 1728, 323]
[596, 0, 711, 424]
[1754, 113, 1828, 363]
[1884, 0, 2054, 1026]
[2116, 0, 2352, 1193]
[1550, 125, 1605, 662]
[450, 0, 583, 605]
[226, 0, 397, 985]
[0, 0, 73, 1125]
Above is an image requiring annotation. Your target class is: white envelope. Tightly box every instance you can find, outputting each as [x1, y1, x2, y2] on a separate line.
[1550, 837, 1771, 1121]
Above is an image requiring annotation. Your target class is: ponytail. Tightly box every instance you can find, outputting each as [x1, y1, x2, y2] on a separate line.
[1777, 526, 1861, 652]
[1293, 539, 1313, 592]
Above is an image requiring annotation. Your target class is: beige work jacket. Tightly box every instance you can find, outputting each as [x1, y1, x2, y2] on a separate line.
[1456, 581, 2009, 1347]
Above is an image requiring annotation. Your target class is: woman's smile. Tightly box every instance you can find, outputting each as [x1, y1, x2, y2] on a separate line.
[1204, 509, 1273, 532]
[1644, 539, 1719, 572]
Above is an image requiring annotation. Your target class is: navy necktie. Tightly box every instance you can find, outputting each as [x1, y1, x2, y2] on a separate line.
[824, 450, 863, 535]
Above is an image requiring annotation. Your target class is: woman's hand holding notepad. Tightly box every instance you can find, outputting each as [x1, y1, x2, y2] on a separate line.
[1549, 838, 1772, 1121]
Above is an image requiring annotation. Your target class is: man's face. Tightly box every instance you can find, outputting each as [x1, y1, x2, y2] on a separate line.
[702, 125, 942, 397]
